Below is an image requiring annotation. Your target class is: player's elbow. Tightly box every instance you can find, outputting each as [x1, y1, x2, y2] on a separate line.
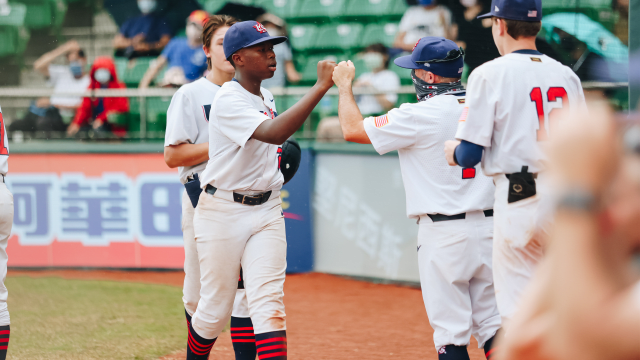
[164, 148, 179, 168]
[455, 140, 483, 168]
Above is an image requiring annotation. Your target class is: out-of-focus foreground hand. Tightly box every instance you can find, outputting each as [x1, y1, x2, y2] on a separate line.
[332, 60, 356, 88]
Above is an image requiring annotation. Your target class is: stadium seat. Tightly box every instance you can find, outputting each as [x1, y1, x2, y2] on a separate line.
[390, 56, 413, 85]
[298, 53, 347, 84]
[390, 0, 409, 20]
[11, 0, 67, 30]
[343, 0, 395, 22]
[293, 0, 347, 22]
[145, 96, 171, 135]
[288, 24, 318, 52]
[314, 23, 364, 51]
[115, 57, 156, 87]
[360, 22, 399, 48]
[0, 3, 29, 57]
[254, 0, 299, 19]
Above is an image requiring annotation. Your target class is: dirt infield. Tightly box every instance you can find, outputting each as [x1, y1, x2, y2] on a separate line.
[8, 270, 487, 360]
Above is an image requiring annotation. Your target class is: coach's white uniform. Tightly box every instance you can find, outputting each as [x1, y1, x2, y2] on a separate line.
[363, 93, 501, 350]
[164, 78, 249, 319]
[0, 106, 11, 327]
[455, 51, 585, 323]
[192, 80, 286, 339]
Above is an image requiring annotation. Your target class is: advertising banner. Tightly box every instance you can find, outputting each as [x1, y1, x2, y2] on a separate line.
[7, 152, 313, 270]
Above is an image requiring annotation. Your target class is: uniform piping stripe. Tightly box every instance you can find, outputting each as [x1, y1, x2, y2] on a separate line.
[0, 346, 6, 350]
[231, 334, 255, 337]
[0, 331, 9, 335]
[232, 339, 256, 343]
[257, 344, 287, 353]
[0, 339, 8, 343]
[188, 336, 214, 356]
[230, 327, 254, 331]
[485, 347, 498, 358]
[259, 351, 288, 359]
[256, 337, 286, 346]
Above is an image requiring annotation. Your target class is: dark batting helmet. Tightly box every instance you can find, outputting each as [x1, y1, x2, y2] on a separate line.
[280, 138, 301, 185]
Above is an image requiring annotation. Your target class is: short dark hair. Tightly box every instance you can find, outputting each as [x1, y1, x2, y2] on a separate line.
[494, 17, 541, 39]
[364, 42, 390, 68]
[67, 48, 86, 59]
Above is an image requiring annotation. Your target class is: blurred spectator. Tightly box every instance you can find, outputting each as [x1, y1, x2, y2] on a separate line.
[139, 10, 210, 88]
[613, 0, 629, 45]
[353, 43, 400, 115]
[67, 57, 130, 138]
[113, 0, 172, 59]
[257, 13, 301, 88]
[552, 28, 611, 82]
[9, 40, 90, 135]
[393, 0, 454, 52]
[449, 0, 500, 73]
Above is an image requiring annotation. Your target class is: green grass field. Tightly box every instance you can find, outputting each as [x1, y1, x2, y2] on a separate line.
[6, 276, 187, 360]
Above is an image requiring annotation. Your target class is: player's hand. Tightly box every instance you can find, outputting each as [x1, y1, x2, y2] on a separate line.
[316, 60, 337, 91]
[67, 123, 80, 136]
[332, 60, 356, 88]
[444, 140, 461, 166]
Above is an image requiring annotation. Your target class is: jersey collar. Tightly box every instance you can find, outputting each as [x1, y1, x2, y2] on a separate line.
[512, 49, 543, 55]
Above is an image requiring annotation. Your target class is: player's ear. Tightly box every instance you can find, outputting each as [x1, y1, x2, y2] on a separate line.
[232, 53, 242, 68]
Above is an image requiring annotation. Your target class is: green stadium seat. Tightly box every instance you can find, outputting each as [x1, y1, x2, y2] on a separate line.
[146, 96, 171, 135]
[390, 0, 409, 20]
[361, 22, 399, 48]
[0, 3, 29, 57]
[254, 0, 299, 19]
[294, 0, 347, 22]
[114, 57, 156, 87]
[343, 0, 395, 21]
[314, 23, 364, 51]
[0, 2, 27, 26]
[10, 0, 67, 30]
[288, 24, 318, 52]
[390, 56, 413, 85]
[298, 53, 347, 84]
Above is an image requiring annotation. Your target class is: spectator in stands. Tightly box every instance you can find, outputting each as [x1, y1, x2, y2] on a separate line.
[353, 43, 400, 115]
[113, 0, 172, 59]
[138, 10, 210, 88]
[257, 13, 301, 88]
[393, 0, 454, 51]
[67, 57, 129, 138]
[552, 28, 611, 82]
[449, 0, 500, 74]
[9, 40, 90, 136]
[613, 0, 629, 45]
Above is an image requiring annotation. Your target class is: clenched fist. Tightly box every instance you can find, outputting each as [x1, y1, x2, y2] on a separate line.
[316, 60, 337, 90]
[332, 60, 356, 88]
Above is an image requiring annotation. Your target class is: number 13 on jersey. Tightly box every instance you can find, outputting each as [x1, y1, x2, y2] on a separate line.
[530, 87, 567, 141]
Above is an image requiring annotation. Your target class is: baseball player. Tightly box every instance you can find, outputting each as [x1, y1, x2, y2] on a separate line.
[0, 106, 12, 360]
[443, 0, 586, 327]
[164, 15, 258, 360]
[188, 21, 336, 360]
[332, 37, 501, 360]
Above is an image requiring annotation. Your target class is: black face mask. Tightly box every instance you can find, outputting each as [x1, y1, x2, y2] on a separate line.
[411, 70, 465, 101]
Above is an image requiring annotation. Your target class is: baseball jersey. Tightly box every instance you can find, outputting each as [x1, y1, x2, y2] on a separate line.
[0, 106, 7, 175]
[363, 94, 494, 218]
[165, 77, 218, 184]
[199, 80, 283, 193]
[455, 51, 586, 176]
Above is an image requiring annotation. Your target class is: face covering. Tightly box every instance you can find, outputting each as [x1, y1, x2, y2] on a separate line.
[138, 0, 156, 14]
[94, 68, 111, 84]
[186, 23, 202, 43]
[460, 0, 477, 7]
[69, 61, 83, 78]
[411, 70, 465, 101]
[362, 52, 384, 71]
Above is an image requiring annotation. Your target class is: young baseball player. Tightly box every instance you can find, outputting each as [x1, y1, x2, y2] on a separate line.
[332, 37, 501, 360]
[443, 0, 586, 327]
[0, 106, 12, 360]
[188, 21, 336, 360]
[164, 15, 258, 360]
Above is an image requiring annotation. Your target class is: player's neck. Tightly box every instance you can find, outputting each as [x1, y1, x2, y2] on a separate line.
[207, 68, 233, 87]
[234, 73, 262, 96]
[501, 36, 537, 55]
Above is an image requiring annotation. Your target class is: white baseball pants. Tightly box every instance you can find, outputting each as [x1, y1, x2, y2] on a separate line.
[418, 210, 501, 350]
[0, 183, 12, 326]
[181, 191, 250, 317]
[492, 175, 551, 325]
[192, 190, 286, 339]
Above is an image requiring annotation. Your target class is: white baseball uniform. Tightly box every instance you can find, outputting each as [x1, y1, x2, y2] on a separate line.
[164, 78, 249, 319]
[363, 93, 501, 350]
[455, 51, 586, 323]
[0, 106, 12, 328]
[193, 80, 286, 339]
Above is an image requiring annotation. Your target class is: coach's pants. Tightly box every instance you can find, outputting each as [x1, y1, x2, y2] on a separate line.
[418, 210, 501, 351]
[0, 184, 12, 326]
[181, 191, 250, 318]
[492, 175, 551, 325]
[192, 190, 286, 339]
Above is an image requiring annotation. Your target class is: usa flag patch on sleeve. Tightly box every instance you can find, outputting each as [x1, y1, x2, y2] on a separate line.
[374, 114, 389, 128]
[458, 107, 469, 122]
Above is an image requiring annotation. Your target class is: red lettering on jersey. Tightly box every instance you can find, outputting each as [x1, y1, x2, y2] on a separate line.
[462, 168, 476, 179]
[254, 22, 268, 33]
[530, 86, 568, 141]
[0, 113, 7, 156]
[277, 147, 283, 169]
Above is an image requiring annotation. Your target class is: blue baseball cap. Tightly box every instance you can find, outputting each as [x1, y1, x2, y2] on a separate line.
[477, 0, 542, 21]
[223, 20, 287, 60]
[394, 37, 464, 78]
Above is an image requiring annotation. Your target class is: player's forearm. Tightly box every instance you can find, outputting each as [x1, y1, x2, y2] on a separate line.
[252, 83, 329, 145]
[139, 57, 166, 88]
[164, 143, 209, 168]
[337, 85, 370, 144]
[113, 34, 132, 49]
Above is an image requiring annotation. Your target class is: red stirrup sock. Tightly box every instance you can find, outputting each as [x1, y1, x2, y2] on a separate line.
[186, 320, 216, 360]
[0, 325, 9, 360]
[231, 316, 257, 360]
[255, 330, 287, 360]
[484, 332, 500, 359]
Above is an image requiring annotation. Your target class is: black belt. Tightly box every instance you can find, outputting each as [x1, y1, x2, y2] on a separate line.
[428, 209, 493, 222]
[205, 184, 272, 206]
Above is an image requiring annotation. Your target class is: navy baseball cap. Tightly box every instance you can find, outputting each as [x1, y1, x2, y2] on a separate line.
[477, 0, 542, 21]
[394, 37, 464, 78]
[223, 21, 287, 60]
